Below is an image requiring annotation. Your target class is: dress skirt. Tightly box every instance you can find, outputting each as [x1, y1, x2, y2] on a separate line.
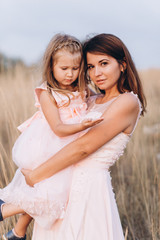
[32, 159, 124, 240]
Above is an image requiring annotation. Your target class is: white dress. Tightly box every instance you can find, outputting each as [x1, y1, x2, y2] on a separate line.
[32, 92, 142, 240]
[0, 83, 90, 229]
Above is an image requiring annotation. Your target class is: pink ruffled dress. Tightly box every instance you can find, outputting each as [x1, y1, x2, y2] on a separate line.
[0, 82, 89, 229]
[32, 92, 142, 240]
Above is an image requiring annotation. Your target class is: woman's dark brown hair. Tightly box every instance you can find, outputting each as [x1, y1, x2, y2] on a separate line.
[83, 33, 146, 115]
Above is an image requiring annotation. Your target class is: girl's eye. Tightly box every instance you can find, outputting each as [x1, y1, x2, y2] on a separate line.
[61, 67, 67, 70]
[73, 67, 79, 70]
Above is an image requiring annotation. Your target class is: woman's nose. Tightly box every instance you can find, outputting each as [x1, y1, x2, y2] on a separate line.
[94, 66, 102, 76]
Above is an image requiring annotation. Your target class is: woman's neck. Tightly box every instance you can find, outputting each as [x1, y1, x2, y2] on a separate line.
[97, 89, 120, 104]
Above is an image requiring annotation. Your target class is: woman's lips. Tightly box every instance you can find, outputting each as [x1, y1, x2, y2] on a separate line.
[96, 79, 106, 85]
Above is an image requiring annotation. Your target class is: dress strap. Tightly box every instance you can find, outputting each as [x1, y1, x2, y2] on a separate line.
[126, 91, 142, 136]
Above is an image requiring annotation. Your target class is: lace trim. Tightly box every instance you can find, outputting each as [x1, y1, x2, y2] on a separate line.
[0, 186, 66, 218]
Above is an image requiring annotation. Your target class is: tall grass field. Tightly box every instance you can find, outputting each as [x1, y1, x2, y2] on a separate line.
[0, 64, 160, 239]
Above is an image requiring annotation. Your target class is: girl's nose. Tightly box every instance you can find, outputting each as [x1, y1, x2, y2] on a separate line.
[67, 69, 73, 77]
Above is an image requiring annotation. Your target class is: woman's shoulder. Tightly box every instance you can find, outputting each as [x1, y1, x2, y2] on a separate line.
[120, 92, 141, 109]
[112, 91, 142, 116]
[120, 91, 139, 103]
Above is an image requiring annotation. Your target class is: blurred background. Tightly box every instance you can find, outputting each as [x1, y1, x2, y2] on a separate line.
[0, 0, 160, 69]
[0, 0, 160, 239]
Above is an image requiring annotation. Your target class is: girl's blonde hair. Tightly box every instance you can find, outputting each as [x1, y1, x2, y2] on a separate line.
[42, 33, 86, 103]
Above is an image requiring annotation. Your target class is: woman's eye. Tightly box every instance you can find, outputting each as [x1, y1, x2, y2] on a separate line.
[101, 62, 108, 66]
[87, 65, 94, 70]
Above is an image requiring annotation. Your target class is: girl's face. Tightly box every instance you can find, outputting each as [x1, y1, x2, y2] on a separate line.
[53, 50, 81, 90]
[87, 53, 123, 92]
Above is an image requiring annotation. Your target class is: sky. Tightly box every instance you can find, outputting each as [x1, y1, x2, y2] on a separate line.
[0, 0, 160, 70]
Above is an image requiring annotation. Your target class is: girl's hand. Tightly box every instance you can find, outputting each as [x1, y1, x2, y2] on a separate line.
[81, 117, 104, 129]
[21, 169, 34, 187]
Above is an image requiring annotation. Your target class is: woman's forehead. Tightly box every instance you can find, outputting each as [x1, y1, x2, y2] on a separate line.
[87, 52, 112, 63]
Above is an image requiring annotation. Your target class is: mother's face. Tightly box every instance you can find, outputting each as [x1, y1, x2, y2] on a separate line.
[87, 52, 123, 91]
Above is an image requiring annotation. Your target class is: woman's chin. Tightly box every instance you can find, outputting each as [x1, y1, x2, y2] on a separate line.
[97, 85, 106, 90]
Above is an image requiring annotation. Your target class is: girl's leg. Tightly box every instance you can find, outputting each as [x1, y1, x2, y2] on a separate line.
[2, 203, 25, 219]
[3, 214, 33, 239]
[14, 213, 33, 237]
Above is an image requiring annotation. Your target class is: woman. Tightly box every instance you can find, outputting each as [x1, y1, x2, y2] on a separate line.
[24, 33, 146, 240]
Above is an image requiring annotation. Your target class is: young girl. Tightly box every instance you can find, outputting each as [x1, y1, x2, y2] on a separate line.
[0, 34, 103, 240]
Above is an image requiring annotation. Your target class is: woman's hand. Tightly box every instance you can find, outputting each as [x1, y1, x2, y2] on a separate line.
[21, 169, 34, 187]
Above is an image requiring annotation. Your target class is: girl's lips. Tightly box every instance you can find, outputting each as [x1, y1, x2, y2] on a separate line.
[65, 79, 73, 82]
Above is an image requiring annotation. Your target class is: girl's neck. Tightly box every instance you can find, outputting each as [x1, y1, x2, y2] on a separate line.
[58, 84, 78, 92]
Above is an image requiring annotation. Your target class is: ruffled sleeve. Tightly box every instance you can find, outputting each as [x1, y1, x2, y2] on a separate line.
[17, 82, 48, 132]
[34, 82, 48, 109]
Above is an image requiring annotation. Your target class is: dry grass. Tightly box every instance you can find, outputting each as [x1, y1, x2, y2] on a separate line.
[0, 64, 40, 239]
[0, 65, 160, 239]
[112, 69, 160, 240]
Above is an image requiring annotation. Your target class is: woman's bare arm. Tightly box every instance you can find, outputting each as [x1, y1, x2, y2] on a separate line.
[22, 93, 139, 186]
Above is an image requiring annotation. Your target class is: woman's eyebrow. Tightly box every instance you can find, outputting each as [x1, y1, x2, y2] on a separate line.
[99, 59, 109, 63]
[87, 58, 109, 66]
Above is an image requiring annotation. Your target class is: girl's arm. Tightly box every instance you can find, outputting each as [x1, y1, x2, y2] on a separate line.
[22, 93, 139, 186]
[39, 90, 103, 137]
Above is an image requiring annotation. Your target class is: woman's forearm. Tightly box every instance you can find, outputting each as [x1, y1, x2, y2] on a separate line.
[30, 137, 89, 184]
[29, 124, 103, 185]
